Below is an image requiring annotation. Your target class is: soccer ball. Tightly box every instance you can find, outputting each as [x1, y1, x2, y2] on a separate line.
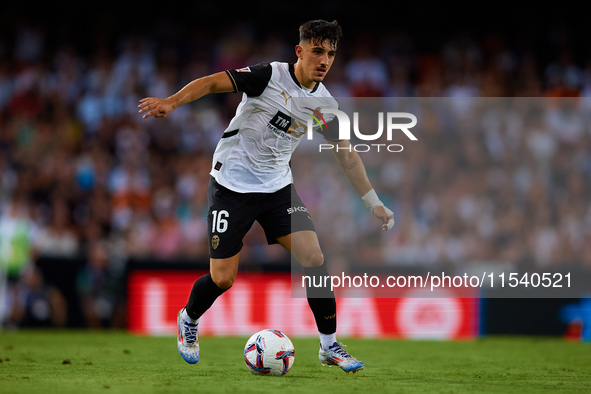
[244, 329, 295, 376]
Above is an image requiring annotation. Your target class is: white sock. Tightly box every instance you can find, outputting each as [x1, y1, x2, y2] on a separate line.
[182, 308, 199, 324]
[319, 332, 337, 350]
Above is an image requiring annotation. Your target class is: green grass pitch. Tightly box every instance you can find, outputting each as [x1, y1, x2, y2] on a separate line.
[0, 331, 589, 393]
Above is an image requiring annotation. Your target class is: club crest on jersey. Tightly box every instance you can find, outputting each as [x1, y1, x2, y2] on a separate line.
[212, 235, 220, 249]
[235, 67, 251, 72]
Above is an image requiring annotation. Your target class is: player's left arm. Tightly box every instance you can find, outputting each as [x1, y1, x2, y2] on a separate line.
[330, 139, 395, 231]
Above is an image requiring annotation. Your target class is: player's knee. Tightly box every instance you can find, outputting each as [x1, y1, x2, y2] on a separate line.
[302, 250, 325, 268]
[211, 272, 235, 290]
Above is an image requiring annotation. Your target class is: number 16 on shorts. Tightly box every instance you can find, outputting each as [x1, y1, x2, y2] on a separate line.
[212, 210, 229, 233]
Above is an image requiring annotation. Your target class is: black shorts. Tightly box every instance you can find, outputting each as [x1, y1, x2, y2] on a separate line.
[207, 177, 316, 259]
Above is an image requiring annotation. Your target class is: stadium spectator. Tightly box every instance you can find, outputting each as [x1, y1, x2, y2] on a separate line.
[76, 240, 125, 328]
[8, 265, 67, 328]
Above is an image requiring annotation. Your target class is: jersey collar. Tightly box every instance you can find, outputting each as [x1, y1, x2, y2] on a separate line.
[290, 63, 320, 94]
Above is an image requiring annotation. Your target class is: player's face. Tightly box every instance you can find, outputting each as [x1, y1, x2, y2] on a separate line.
[296, 39, 337, 87]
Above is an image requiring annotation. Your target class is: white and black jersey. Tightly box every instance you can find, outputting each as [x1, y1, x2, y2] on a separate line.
[210, 61, 339, 193]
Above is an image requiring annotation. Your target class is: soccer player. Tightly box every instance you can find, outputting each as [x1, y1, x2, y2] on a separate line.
[138, 19, 394, 374]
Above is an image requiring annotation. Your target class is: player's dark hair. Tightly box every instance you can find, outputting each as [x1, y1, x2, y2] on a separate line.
[299, 19, 342, 49]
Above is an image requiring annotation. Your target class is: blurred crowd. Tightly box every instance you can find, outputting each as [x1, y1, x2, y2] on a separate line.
[294, 97, 591, 272]
[1, 18, 591, 327]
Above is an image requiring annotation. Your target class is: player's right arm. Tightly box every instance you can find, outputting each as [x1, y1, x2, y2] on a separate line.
[330, 139, 395, 231]
[138, 72, 235, 119]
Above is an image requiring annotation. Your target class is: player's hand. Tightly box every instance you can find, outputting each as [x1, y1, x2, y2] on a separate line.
[138, 97, 174, 119]
[371, 205, 395, 231]
[362, 189, 395, 231]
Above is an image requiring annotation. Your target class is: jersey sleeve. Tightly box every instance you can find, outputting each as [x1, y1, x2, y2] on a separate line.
[225, 63, 272, 97]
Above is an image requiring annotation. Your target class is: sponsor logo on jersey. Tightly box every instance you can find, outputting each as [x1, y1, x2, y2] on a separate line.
[270, 111, 292, 131]
[268, 111, 299, 142]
